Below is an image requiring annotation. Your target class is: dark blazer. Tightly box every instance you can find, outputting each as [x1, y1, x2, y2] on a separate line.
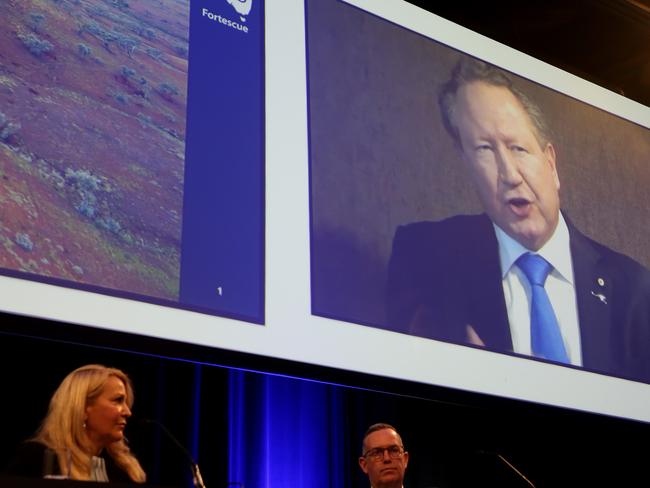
[5, 441, 135, 484]
[386, 213, 650, 382]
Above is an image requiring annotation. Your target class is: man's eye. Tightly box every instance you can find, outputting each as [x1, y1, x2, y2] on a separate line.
[511, 145, 527, 153]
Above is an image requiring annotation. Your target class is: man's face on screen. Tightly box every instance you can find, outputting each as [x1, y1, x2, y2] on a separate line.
[454, 81, 560, 251]
[359, 428, 408, 488]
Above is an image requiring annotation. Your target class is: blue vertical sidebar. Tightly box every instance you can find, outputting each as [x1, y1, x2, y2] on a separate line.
[179, 0, 264, 323]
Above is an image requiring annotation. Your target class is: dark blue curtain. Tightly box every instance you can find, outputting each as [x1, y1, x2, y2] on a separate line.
[228, 370, 347, 488]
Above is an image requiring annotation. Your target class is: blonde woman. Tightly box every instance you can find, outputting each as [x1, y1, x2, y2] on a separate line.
[8, 364, 146, 483]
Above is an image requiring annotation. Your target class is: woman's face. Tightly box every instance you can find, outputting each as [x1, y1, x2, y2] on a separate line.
[84, 375, 131, 452]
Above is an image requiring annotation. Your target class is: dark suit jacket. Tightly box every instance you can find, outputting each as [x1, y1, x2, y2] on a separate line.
[5, 441, 135, 484]
[386, 213, 650, 382]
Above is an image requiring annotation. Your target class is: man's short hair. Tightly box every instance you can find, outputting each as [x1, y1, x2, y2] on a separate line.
[361, 422, 404, 455]
[438, 57, 553, 149]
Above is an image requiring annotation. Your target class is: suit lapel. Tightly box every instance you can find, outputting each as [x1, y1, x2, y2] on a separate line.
[568, 221, 613, 370]
[464, 215, 513, 352]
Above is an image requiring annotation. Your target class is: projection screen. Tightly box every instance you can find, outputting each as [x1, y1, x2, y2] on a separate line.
[1, 0, 649, 422]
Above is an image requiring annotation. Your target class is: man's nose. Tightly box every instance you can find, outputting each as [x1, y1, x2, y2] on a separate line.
[381, 449, 392, 462]
[123, 404, 132, 417]
[496, 148, 523, 185]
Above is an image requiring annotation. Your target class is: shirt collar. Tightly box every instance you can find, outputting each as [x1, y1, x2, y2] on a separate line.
[494, 212, 574, 284]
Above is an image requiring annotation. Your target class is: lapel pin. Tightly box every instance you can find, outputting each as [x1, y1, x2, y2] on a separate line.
[597, 277, 605, 287]
[591, 291, 608, 305]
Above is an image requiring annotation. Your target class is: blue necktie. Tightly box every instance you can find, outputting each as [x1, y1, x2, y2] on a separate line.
[516, 253, 569, 363]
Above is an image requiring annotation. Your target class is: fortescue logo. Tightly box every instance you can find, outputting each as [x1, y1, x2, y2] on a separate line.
[202, 5, 250, 34]
[227, 0, 253, 22]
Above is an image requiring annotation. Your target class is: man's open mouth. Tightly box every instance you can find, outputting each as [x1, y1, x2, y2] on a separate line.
[507, 197, 532, 216]
[508, 197, 530, 207]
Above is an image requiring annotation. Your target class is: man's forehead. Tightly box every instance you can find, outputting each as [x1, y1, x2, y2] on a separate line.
[456, 81, 543, 146]
[458, 82, 522, 118]
[364, 428, 401, 447]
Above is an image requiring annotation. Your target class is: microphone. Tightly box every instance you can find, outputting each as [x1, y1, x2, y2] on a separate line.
[135, 417, 207, 488]
[477, 449, 536, 488]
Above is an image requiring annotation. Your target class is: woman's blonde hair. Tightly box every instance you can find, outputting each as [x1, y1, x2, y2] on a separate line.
[33, 364, 146, 482]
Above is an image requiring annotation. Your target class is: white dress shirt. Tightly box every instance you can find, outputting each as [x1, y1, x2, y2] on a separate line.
[494, 214, 582, 366]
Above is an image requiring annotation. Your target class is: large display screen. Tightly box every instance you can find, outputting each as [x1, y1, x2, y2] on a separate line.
[307, 1, 650, 384]
[1, 0, 649, 423]
[0, 0, 264, 322]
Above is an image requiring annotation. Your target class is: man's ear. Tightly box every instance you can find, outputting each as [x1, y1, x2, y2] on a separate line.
[545, 142, 560, 191]
[359, 456, 369, 474]
[403, 451, 409, 468]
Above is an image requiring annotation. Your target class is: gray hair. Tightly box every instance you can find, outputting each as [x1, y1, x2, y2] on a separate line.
[438, 57, 553, 149]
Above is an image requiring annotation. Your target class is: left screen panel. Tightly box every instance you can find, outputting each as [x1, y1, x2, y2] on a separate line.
[0, 0, 264, 323]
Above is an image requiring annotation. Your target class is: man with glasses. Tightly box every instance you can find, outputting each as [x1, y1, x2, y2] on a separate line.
[358, 423, 409, 488]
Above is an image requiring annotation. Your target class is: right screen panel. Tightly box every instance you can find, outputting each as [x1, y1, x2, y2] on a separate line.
[307, 0, 650, 383]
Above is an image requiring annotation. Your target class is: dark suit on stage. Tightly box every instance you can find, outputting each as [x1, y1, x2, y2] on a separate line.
[5, 441, 134, 483]
[386, 213, 650, 382]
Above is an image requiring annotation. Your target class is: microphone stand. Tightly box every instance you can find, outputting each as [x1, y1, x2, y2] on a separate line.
[495, 452, 535, 488]
[479, 450, 536, 488]
[139, 418, 207, 488]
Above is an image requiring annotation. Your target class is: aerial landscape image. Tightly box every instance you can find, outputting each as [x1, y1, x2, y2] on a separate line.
[0, 0, 189, 301]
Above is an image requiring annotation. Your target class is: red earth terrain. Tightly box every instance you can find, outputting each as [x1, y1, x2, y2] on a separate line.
[0, 0, 190, 301]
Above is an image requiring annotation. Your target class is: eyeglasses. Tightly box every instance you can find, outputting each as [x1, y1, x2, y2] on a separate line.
[363, 445, 405, 461]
